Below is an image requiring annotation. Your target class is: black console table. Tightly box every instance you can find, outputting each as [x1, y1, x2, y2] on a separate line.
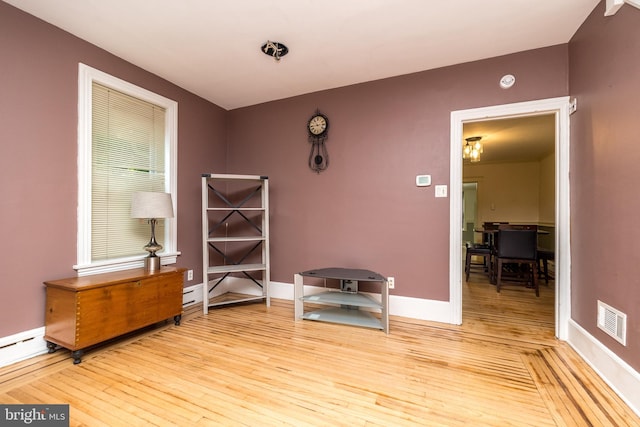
[294, 267, 389, 334]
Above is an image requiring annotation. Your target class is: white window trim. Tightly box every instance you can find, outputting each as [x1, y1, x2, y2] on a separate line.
[75, 63, 179, 276]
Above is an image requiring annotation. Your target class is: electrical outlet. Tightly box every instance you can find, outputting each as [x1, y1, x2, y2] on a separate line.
[387, 277, 395, 289]
[187, 269, 193, 281]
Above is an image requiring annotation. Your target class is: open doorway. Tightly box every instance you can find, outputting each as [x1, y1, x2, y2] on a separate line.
[461, 115, 556, 332]
[462, 114, 556, 244]
[449, 97, 572, 340]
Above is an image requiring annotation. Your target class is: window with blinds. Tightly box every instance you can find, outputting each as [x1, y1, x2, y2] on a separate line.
[91, 83, 166, 261]
[76, 63, 178, 276]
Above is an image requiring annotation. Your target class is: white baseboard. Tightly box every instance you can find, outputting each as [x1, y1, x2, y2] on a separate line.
[0, 327, 48, 368]
[388, 294, 451, 322]
[269, 280, 294, 301]
[567, 319, 640, 417]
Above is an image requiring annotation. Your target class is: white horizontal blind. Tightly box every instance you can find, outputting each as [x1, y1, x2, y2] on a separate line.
[91, 82, 167, 261]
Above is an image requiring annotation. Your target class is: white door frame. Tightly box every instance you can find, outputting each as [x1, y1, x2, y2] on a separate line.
[449, 96, 571, 340]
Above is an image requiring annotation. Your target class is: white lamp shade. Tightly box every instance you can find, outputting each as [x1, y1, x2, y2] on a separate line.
[131, 192, 174, 219]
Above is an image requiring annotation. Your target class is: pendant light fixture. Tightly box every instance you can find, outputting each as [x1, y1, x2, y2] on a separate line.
[463, 136, 483, 162]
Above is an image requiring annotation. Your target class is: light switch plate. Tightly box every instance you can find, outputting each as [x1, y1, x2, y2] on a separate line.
[435, 185, 448, 198]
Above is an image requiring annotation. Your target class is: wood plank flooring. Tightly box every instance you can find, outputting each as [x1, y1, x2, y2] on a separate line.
[0, 276, 638, 426]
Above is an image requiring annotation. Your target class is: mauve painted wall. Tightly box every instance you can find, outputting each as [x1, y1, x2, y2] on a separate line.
[569, 2, 640, 371]
[0, 2, 227, 337]
[227, 45, 569, 301]
[9, 0, 638, 376]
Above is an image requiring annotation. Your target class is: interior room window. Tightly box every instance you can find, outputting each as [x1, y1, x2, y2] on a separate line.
[75, 64, 178, 276]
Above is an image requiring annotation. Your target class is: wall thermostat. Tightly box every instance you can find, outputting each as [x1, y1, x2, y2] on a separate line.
[416, 175, 431, 187]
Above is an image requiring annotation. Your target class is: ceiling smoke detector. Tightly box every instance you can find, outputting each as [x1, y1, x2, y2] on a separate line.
[261, 41, 288, 61]
[499, 74, 516, 89]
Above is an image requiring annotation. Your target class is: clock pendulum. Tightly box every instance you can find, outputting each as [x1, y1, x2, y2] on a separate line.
[307, 110, 329, 173]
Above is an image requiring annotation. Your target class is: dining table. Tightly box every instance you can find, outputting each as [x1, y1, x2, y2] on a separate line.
[474, 226, 549, 250]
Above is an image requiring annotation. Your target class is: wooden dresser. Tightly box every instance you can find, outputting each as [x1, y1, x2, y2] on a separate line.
[44, 267, 186, 364]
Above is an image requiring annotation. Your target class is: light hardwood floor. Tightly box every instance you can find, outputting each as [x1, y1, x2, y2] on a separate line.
[1, 274, 638, 426]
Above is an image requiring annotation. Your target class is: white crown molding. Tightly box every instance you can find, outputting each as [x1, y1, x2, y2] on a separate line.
[605, 0, 640, 16]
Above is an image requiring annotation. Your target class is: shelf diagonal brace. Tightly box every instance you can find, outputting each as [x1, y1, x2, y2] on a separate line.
[208, 210, 236, 235]
[207, 184, 262, 210]
[208, 272, 232, 293]
[235, 210, 262, 234]
[208, 242, 235, 265]
[241, 271, 264, 289]
[207, 241, 262, 266]
[206, 241, 263, 294]
[208, 270, 262, 295]
[234, 185, 263, 209]
[207, 184, 234, 208]
[210, 209, 261, 235]
[234, 241, 263, 264]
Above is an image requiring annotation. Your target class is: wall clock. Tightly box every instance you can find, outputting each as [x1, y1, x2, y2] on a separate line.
[308, 113, 328, 137]
[307, 110, 329, 173]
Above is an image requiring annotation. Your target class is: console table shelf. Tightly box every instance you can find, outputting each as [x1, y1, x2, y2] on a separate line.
[303, 291, 382, 308]
[294, 267, 389, 333]
[301, 305, 384, 330]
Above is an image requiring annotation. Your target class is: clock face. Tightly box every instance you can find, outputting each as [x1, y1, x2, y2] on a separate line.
[308, 114, 328, 136]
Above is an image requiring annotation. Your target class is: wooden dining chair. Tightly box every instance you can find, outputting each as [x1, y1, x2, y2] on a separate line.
[465, 242, 492, 281]
[465, 223, 501, 281]
[493, 225, 539, 296]
[481, 221, 507, 248]
[537, 248, 554, 284]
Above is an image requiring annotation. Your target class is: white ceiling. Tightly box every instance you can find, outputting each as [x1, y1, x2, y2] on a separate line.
[463, 114, 556, 164]
[6, 0, 599, 110]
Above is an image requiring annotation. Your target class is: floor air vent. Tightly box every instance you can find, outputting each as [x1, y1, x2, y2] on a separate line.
[597, 300, 627, 346]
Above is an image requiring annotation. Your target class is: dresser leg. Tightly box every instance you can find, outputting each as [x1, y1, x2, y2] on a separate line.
[72, 350, 83, 364]
[174, 314, 182, 326]
[46, 341, 57, 354]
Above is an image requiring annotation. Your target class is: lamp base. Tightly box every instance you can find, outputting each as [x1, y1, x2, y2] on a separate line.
[144, 256, 161, 272]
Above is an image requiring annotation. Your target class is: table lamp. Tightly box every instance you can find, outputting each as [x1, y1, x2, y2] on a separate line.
[131, 192, 174, 272]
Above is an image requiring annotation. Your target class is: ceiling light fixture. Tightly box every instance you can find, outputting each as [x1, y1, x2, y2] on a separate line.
[261, 40, 288, 61]
[463, 136, 483, 162]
